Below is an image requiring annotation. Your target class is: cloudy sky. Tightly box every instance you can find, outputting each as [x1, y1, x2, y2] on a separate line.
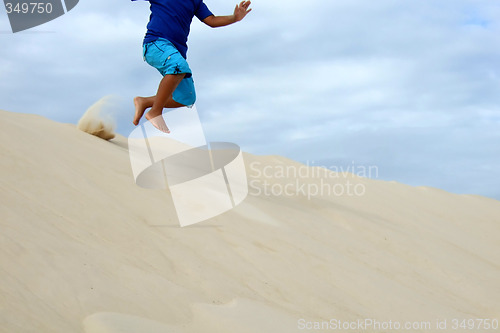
[1, 0, 499, 200]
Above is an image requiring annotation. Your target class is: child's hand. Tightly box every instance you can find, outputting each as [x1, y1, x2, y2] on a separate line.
[234, 1, 252, 22]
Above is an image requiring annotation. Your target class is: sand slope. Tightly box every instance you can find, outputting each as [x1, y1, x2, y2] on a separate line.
[0, 110, 499, 333]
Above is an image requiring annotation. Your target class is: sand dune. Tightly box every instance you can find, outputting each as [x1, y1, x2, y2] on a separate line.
[0, 110, 499, 332]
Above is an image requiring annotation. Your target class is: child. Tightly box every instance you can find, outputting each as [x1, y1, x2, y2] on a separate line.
[132, 0, 252, 133]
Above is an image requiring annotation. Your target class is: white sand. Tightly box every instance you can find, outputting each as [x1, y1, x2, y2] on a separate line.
[77, 96, 117, 140]
[0, 110, 499, 333]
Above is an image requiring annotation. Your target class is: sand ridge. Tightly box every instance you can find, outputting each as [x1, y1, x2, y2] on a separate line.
[0, 110, 499, 332]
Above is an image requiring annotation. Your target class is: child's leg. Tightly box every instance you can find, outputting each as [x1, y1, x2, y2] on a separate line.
[133, 90, 185, 125]
[133, 73, 185, 132]
[134, 95, 184, 114]
[133, 95, 183, 126]
[146, 73, 185, 120]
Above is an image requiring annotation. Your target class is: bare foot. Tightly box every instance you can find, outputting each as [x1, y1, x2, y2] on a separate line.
[146, 112, 170, 134]
[133, 97, 147, 126]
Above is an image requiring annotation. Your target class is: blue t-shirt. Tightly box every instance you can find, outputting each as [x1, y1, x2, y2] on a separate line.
[132, 0, 213, 59]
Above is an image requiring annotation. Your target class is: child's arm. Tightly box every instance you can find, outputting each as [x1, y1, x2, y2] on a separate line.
[203, 1, 252, 28]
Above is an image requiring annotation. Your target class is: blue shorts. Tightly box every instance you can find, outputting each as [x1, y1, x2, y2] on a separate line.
[143, 38, 196, 106]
